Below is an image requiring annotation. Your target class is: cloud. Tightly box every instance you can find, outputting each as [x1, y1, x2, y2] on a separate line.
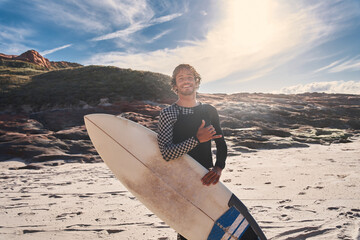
[0, 24, 32, 42]
[86, 0, 346, 83]
[91, 22, 147, 42]
[1, 1, 184, 55]
[314, 56, 360, 74]
[0, 25, 33, 54]
[146, 29, 172, 43]
[149, 12, 183, 25]
[279, 81, 360, 94]
[41, 44, 72, 56]
[329, 56, 360, 73]
[91, 12, 182, 42]
[200, 10, 207, 16]
[0, 42, 30, 55]
[24, 0, 154, 33]
[313, 59, 344, 74]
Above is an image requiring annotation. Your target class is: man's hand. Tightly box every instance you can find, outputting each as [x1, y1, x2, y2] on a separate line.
[201, 166, 222, 186]
[196, 120, 222, 143]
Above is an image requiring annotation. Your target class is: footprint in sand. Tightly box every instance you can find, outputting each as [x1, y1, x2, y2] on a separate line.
[340, 210, 360, 219]
[277, 205, 304, 211]
[277, 214, 292, 221]
[49, 194, 63, 198]
[337, 174, 348, 179]
[250, 205, 271, 213]
[18, 212, 36, 216]
[327, 207, 341, 211]
[56, 211, 83, 220]
[11, 198, 23, 201]
[314, 199, 325, 204]
[23, 229, 46, 234]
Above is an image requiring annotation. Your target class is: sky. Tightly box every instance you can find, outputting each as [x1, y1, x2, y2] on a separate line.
[1, 0, 359, 94]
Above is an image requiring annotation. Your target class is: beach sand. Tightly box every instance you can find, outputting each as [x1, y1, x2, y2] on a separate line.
[1, 138, 359, 240]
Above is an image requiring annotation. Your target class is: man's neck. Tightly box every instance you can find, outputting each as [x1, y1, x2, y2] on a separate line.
[176, 94, 198, 108]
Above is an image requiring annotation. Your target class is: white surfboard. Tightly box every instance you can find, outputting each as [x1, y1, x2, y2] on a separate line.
[84, 114, 266, 240]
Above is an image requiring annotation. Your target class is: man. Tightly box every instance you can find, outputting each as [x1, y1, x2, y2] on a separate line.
[157, 64, 227, 240]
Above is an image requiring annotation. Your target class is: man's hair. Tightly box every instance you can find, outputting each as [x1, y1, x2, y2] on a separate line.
[171, 64, 201, 93]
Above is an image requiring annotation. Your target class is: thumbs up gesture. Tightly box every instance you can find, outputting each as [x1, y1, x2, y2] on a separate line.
[196, 120, 222, 143]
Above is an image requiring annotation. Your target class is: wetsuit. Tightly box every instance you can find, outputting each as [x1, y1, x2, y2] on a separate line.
[157, 102, 227, 168]
[157, 103, 227, 240]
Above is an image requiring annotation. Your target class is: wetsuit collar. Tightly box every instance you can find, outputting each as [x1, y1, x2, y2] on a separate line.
[174, 101, 201, 108]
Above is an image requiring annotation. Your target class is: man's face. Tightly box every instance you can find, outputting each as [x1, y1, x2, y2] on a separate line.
[175, 69, 198, 96]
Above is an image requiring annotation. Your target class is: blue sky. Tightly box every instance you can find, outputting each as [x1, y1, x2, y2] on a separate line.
[1, 0, 359, 94]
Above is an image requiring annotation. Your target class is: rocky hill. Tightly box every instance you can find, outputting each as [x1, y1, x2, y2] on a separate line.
[0, 50, 82, 70]
[0, 64, 176, 112]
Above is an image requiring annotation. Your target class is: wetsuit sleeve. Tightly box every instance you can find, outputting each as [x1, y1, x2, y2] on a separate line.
[210, 106, 227, 169]
[157, 108, 199, 161]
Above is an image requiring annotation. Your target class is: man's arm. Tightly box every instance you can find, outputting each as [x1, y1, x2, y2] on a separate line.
[201, 105, 227, 186]
[211, 106, 227, 169]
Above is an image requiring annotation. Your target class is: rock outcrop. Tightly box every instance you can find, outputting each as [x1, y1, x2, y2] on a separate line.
[0, 93, 359, 165]
[198, 93, 359, 152]
[0, 101, 162, 164]
[0, 50, 82, 69]
[14, 50, 52, 69]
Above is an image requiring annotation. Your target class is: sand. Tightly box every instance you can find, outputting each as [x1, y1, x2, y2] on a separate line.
[1, 137, 359, 240]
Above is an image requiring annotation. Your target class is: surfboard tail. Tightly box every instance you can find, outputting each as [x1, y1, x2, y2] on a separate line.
[207, 194, 267, 240]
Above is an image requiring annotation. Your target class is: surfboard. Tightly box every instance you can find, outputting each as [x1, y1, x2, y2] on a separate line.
[84, 113, 267, 240]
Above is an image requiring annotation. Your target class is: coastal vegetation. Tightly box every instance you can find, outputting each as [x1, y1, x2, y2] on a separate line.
[0, 64, 175, 111]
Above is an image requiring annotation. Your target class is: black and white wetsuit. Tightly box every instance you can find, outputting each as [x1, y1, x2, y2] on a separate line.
[157, 102, 227, 170]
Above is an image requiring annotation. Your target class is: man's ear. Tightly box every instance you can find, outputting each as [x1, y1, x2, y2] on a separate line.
[195, 81, 200, 90]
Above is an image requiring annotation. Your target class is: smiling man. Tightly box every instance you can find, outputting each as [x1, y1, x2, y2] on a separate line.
[157, 64, 227, 240]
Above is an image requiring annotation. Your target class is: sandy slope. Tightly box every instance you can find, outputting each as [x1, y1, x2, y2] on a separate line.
[1, 138, 359, 240]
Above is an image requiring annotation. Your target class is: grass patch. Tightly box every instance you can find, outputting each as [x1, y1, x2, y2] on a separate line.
[1, 65, 176, 111]
[0, 58, 46, 70]
[0, 66, 47, 76]
[0, 75, 31, 93]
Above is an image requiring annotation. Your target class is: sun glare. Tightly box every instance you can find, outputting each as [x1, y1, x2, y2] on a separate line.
[230, 1, 274, 50]
[195, 0, 289, 82]
[85, 0, 314, 88]
[208, 0, 280, 55]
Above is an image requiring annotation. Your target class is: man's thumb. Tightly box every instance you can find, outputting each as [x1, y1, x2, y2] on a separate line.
[199, 120, 205, 128]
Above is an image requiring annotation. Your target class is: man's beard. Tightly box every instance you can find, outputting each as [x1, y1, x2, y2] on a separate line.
[178, 88, 196, 95]
[177, 84, 197, 96]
